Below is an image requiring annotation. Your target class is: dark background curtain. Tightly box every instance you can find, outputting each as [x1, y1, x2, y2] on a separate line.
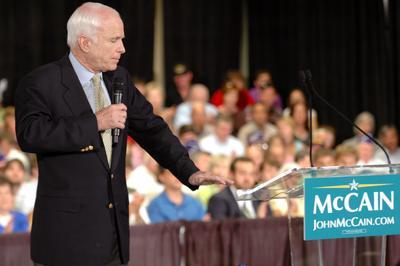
[248, 0, 394, 143]
[163, 0, 242, 96]
[0, 0, 154, 106]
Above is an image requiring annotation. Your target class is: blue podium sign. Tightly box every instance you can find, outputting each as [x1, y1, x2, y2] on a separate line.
[304, 174, 400, 240]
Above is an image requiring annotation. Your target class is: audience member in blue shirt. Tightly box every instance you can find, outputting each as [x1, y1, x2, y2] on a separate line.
[0, 177, 29, 234]
[147, 167, 205, 223]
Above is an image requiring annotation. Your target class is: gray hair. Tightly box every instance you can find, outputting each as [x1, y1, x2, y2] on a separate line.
[67, 2, 120, 48]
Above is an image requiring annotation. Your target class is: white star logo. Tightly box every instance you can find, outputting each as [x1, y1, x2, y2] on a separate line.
[349, 179, 359, 191]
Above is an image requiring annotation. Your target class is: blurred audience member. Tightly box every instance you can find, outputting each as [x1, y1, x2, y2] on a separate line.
[3, 159, 26, 193]
[126, 153, 163, 202]
[283, 88, 318, 125]
[258, 83, 282, 123]
[190, 101, 214, 137]
[165, 63, 193, 107]
[313, 125, 336, 150]
[375, 125, 400, 163]
[178, 125, 200, 155]
[276, 117, 301, 162]
[265, 135, 286, 166]
[249, 70, 273, 102]
[0, 133, 29, 170]
[131, 75, 146, 95]
[128, 189, 147, 225]
[0, 177, 29, 234]
[208, 157, 261, 219]
[199, 115, 244, 157]
[211, 70, 254, 111]
[343, 111, 375, 148]
[144, 81, 175, 126]
[335, 144, 358, 166]
[15, 154, 38, 216]
[357, 138, 384, 165]
[174, 83, 218, 129]
[238, 102, 277, 147]
[147, 167, 205, 223]
[314, 148, 336, 167]
[196, 155, 231, 207]
[3, 107, 16, 141]
[290, 102, 313, 146]
[246, 144, 264, 176]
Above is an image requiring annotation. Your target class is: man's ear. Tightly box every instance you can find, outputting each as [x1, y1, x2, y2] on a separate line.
[77, 36, 91, 53]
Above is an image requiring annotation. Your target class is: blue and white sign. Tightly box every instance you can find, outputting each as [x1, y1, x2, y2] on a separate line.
[304, 174, 400, 240]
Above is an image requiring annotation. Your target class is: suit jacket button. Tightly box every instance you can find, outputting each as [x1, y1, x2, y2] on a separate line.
[111, 174, 114, 179]
[108, 203, 113, 209]
[88, 145, 94, 150]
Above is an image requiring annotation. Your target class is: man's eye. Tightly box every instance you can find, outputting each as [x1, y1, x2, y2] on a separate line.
[111, 38, 118, 43]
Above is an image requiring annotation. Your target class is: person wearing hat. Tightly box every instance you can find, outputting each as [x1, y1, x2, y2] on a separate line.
[165, 63, 193, 107]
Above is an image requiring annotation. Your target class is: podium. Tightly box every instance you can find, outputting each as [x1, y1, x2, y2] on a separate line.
[236, 164, 400, 266]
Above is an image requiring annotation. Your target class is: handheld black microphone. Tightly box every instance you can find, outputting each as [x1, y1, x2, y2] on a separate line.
[112, 77, 124, 144]
[301, 69, 392, 165]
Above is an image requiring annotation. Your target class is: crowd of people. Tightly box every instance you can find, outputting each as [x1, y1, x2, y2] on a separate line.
[1, 64, 400, 233]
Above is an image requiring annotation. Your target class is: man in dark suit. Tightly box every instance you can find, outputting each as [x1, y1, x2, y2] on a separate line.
[15, 3, 230, 266]
[208, 157, 262, 220]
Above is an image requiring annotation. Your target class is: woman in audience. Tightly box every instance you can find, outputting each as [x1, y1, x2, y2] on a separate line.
[0, 177, 29, 234]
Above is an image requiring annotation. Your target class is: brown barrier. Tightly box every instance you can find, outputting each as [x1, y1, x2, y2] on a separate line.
[1, 217, 400, 266]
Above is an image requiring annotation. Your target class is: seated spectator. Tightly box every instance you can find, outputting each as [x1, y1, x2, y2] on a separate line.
[174, 83, 218, 129]
[313, 125, 336, 150]
[335, 144, 358, 166]
[211, 70, 254, 111]
[290, 102, 313, 146]
[196, 155, 232, 207]
[258, 83, 282, 123]
[0, 133, 30, 171]
[128, 189, 147, 225]
[238, 102, 277, 147]
[314, 148, 336, 167]
[3, 159, 27, 193]
[147, 167, 205, 223]
[144, 81, 176, 128]
[208, 157, 262, 219]
[249, 69, 273, 103]
[178, 125, 200, 155]
[165, 63, 193, 107]
[357, 138, 385, 165]
[276, 117, 302, 162]
[126, 152, 163, 203]
[15, 154, 38, 217]
[342, 111, 375, 148]
[199, 114, 244, 157]
[0, 177, 29, 234]
[265, 135, 287, 166]
[375, 124, 400, 163]
[190, 101, 214, 138]
[245, 144, 265, 175]
[283, 88, 318, 127]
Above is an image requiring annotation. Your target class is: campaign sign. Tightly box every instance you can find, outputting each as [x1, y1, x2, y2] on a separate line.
[304, 174, 400, 240]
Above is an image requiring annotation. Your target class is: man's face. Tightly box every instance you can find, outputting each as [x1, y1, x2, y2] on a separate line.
[254, 73, 272, 88]
[86, 14, 125, 72]
[232, 161, 256, 190]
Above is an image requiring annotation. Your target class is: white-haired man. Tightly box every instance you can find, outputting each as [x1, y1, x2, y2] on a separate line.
[15, 3, 231, 266]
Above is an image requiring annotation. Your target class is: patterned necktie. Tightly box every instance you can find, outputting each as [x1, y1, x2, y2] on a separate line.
[92, 74, 112, 166]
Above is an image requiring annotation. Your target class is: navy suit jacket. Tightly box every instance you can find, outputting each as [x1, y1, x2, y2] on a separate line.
[15, 55, 199, 266]
[208, 187, 262, 220]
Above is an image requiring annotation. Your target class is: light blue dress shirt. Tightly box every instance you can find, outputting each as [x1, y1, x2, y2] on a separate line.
[68, 52, 111, 112]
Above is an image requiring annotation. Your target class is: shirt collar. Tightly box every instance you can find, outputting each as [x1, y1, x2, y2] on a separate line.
[69, 52, 103, 85]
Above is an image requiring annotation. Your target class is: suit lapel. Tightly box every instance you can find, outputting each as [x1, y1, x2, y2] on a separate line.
[59, 55, 110, 172]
